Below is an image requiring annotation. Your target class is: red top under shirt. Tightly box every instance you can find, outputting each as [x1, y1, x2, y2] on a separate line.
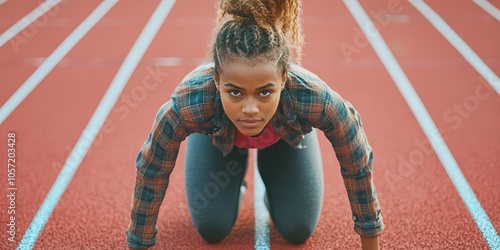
[234, 123, 281, 149]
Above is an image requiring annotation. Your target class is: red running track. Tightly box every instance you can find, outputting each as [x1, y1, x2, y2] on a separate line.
[0, 0, 498, 249]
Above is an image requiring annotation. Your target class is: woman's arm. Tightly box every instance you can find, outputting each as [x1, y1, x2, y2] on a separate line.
[316, 88, 385, 238]
[127, 100, 189, 249]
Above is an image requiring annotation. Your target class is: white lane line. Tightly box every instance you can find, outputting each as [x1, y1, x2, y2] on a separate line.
[409, 0, 500, 96]
[473, 0, 500, 21]
[0, 1, 113, 125]
[0, 0, 62, 47]
[17, 0, 176, 248]
[254, 149, 270, 250]
[343, 0, 500, 249]
[16, 0, 176, 248]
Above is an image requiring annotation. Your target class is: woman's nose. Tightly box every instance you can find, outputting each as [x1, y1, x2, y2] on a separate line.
[242, 98, 259, 114]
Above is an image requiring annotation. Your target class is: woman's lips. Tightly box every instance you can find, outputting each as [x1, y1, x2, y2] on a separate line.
[238, 119, 263, 128]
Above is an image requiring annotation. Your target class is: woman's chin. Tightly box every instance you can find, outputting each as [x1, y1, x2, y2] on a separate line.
[237, 126, 265, 136]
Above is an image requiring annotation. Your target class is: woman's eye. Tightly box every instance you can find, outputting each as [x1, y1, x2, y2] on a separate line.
[228, 90, 241, 97]
[259, 90, 272, 97]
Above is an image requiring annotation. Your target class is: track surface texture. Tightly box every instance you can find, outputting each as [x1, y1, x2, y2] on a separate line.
[0, 0, 499, 249]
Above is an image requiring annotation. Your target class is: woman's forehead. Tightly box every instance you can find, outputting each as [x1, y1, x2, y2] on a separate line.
[219, 57, 281, 76]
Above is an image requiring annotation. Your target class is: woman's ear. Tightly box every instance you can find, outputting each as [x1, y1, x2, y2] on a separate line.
[281, 73, 286, 90]
[214, 72, 220, 91]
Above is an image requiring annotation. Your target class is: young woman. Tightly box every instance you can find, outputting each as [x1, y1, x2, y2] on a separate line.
[127, 0, 384, 249]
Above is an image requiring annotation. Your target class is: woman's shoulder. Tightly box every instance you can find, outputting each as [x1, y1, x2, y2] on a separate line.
[288, 64, 325, 87]
[179, 62, 215, 83]
[286, 64, 330, 99]
[171, 62, 218, 122]
[287, 64, 342, 99]
[174, 62, 216, 91]
[285, 64, 346, 120]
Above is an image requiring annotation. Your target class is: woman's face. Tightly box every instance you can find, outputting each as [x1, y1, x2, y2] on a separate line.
[215, 57, 286, 136]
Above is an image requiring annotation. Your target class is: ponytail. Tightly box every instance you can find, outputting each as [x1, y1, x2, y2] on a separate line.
[213, 0, 304, 74]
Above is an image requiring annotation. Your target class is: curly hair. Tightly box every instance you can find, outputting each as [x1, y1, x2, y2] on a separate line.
[213, 0, 304, 74]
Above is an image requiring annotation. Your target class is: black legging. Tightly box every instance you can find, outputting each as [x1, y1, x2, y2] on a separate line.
[184, 130, 324, 244]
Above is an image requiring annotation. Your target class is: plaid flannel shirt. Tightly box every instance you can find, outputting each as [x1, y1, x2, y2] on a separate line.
[126, 63, 385, 248]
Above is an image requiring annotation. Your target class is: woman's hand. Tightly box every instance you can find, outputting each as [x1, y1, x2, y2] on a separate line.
[361, 236, 380, 250]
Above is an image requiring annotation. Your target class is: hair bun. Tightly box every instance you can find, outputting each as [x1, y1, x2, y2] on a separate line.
[216, 0, 304, 63]
[225, 2, 258, 19]
[221, 0, 273, 26]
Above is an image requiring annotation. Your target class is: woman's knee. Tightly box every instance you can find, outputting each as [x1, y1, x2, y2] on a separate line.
[276, 222, 316, 244]
[189, 200, 240, 243]
[195, 221, 233, 243]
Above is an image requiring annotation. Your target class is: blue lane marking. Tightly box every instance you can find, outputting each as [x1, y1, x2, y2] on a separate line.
[344, 0, 500, 249]
[16, 0, 177, 249]
[254, 149, 270, 250]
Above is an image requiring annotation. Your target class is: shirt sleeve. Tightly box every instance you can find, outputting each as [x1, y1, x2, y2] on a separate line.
[126, 100, 189, 248]
[317, 89, 385, 238]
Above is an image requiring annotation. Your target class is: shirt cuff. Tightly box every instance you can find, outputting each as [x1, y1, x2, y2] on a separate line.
[353, 213, 385, 237]
[126, 228, 157, 248]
